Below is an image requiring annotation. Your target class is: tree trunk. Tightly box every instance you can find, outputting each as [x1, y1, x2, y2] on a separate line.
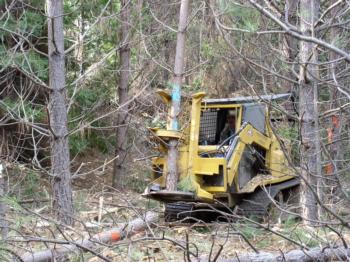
[201, 247, 350, 262]
[113, 0, 132, 188]
[0, 163, 8, 239]
[298, 0, 320, 225]
[281, 0, 298, 92]
[166, 0, 190, 191]
[326, 0, 344, 200]
[46, 0, 74, 226]
[19, 212, 158, 262]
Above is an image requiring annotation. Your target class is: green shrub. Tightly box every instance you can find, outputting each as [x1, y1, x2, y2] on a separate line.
[69, 134, 90, 157]
[0, 98, 45, 122]
[178, 175, 196, 192]
[239, 225, 264, 240]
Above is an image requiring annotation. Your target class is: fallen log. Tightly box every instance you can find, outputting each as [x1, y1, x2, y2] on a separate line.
[209, 247, 350, 262]
[19, 211, 158, 262]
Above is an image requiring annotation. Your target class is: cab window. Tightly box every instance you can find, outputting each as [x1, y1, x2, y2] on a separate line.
[199, 107, 239, 145]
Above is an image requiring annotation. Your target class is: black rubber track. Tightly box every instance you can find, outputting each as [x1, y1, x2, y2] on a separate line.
[164, 179, 300, 221]
[165, 202, 194, 222]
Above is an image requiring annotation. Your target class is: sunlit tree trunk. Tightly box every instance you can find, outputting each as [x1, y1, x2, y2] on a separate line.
[166, 0, 190, 191]
[0, 163, 7, 239]
[113, 0, 132, 188]
[75, 0, 84, 77]
[46, 0, 74, 225]
[326, 0, 344, 199]
[298, 0, 321, 225]
[281, 0, 298, 92]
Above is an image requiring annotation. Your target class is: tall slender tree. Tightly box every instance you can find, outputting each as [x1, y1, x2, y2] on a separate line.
[298, 0, 321, 224]
[327, 1, 343, 182]
[113, 0, 132, 188]
[281, 0, 298, 92]
[46, 0, 74, 225]
[166, 0, 190, 191]
[0, 163, 7, 239]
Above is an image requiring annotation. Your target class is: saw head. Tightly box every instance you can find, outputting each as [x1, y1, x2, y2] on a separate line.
[142, 184, 195, 202]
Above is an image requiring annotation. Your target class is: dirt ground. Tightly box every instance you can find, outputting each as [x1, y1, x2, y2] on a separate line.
[5, 153, 350, 261]
[8, 186, 348, 261]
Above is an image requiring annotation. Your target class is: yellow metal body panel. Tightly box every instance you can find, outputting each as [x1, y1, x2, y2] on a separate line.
[149, 129, 186, 142]
[156, 89, 171, 105]
[148, 91, 296, 205]
[239, 174, 293, 193]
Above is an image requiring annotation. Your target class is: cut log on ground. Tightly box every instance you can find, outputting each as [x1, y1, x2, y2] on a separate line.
[19, 211, 158, 262]
[205, 247, 350, 262]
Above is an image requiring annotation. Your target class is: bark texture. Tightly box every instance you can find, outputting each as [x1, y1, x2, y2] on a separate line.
[47, 0, 74, 225]
[208, 247, 350, 262]
[281, 0, 298, 92]
[298, 0, 320, 225]
[326, 0, 344, 197]
[166, 0, 190, 191]
[19, 212, 158, 262]
[113, 0, 132, 188]
[0, 163, 8, 239]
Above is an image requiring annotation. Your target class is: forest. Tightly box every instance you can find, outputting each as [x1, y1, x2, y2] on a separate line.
[0, 0, 350, 261]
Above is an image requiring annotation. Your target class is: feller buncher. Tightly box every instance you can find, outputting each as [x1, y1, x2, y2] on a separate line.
[143, 91, 299, 221]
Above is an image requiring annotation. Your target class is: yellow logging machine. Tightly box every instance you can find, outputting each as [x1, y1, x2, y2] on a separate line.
[143, 91, 299, 221]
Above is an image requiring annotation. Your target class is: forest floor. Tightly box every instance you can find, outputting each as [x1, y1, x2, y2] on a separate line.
[6, 152, 350, 261]
[69, 190, 350, 261]
[12, 187, 350, 261]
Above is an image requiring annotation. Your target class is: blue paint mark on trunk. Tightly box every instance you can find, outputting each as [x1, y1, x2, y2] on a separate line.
[172, 84, 181, 102]
[171, 83, 181, 130]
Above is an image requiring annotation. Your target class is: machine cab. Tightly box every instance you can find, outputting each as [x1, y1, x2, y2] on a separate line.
[197, 101, 268, 159]
[199, 106, 241, 146]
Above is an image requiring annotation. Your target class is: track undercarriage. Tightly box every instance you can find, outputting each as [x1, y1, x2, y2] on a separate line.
[163, 180, 300, 222]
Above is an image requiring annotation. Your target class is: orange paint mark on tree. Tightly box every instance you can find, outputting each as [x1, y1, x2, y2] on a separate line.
[332, 115, 340, 129]
[325, 115, 340, 176]
[327, 127, 333, 143]
[110, 232, 121, 242]
[325, 163, 333, 175]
